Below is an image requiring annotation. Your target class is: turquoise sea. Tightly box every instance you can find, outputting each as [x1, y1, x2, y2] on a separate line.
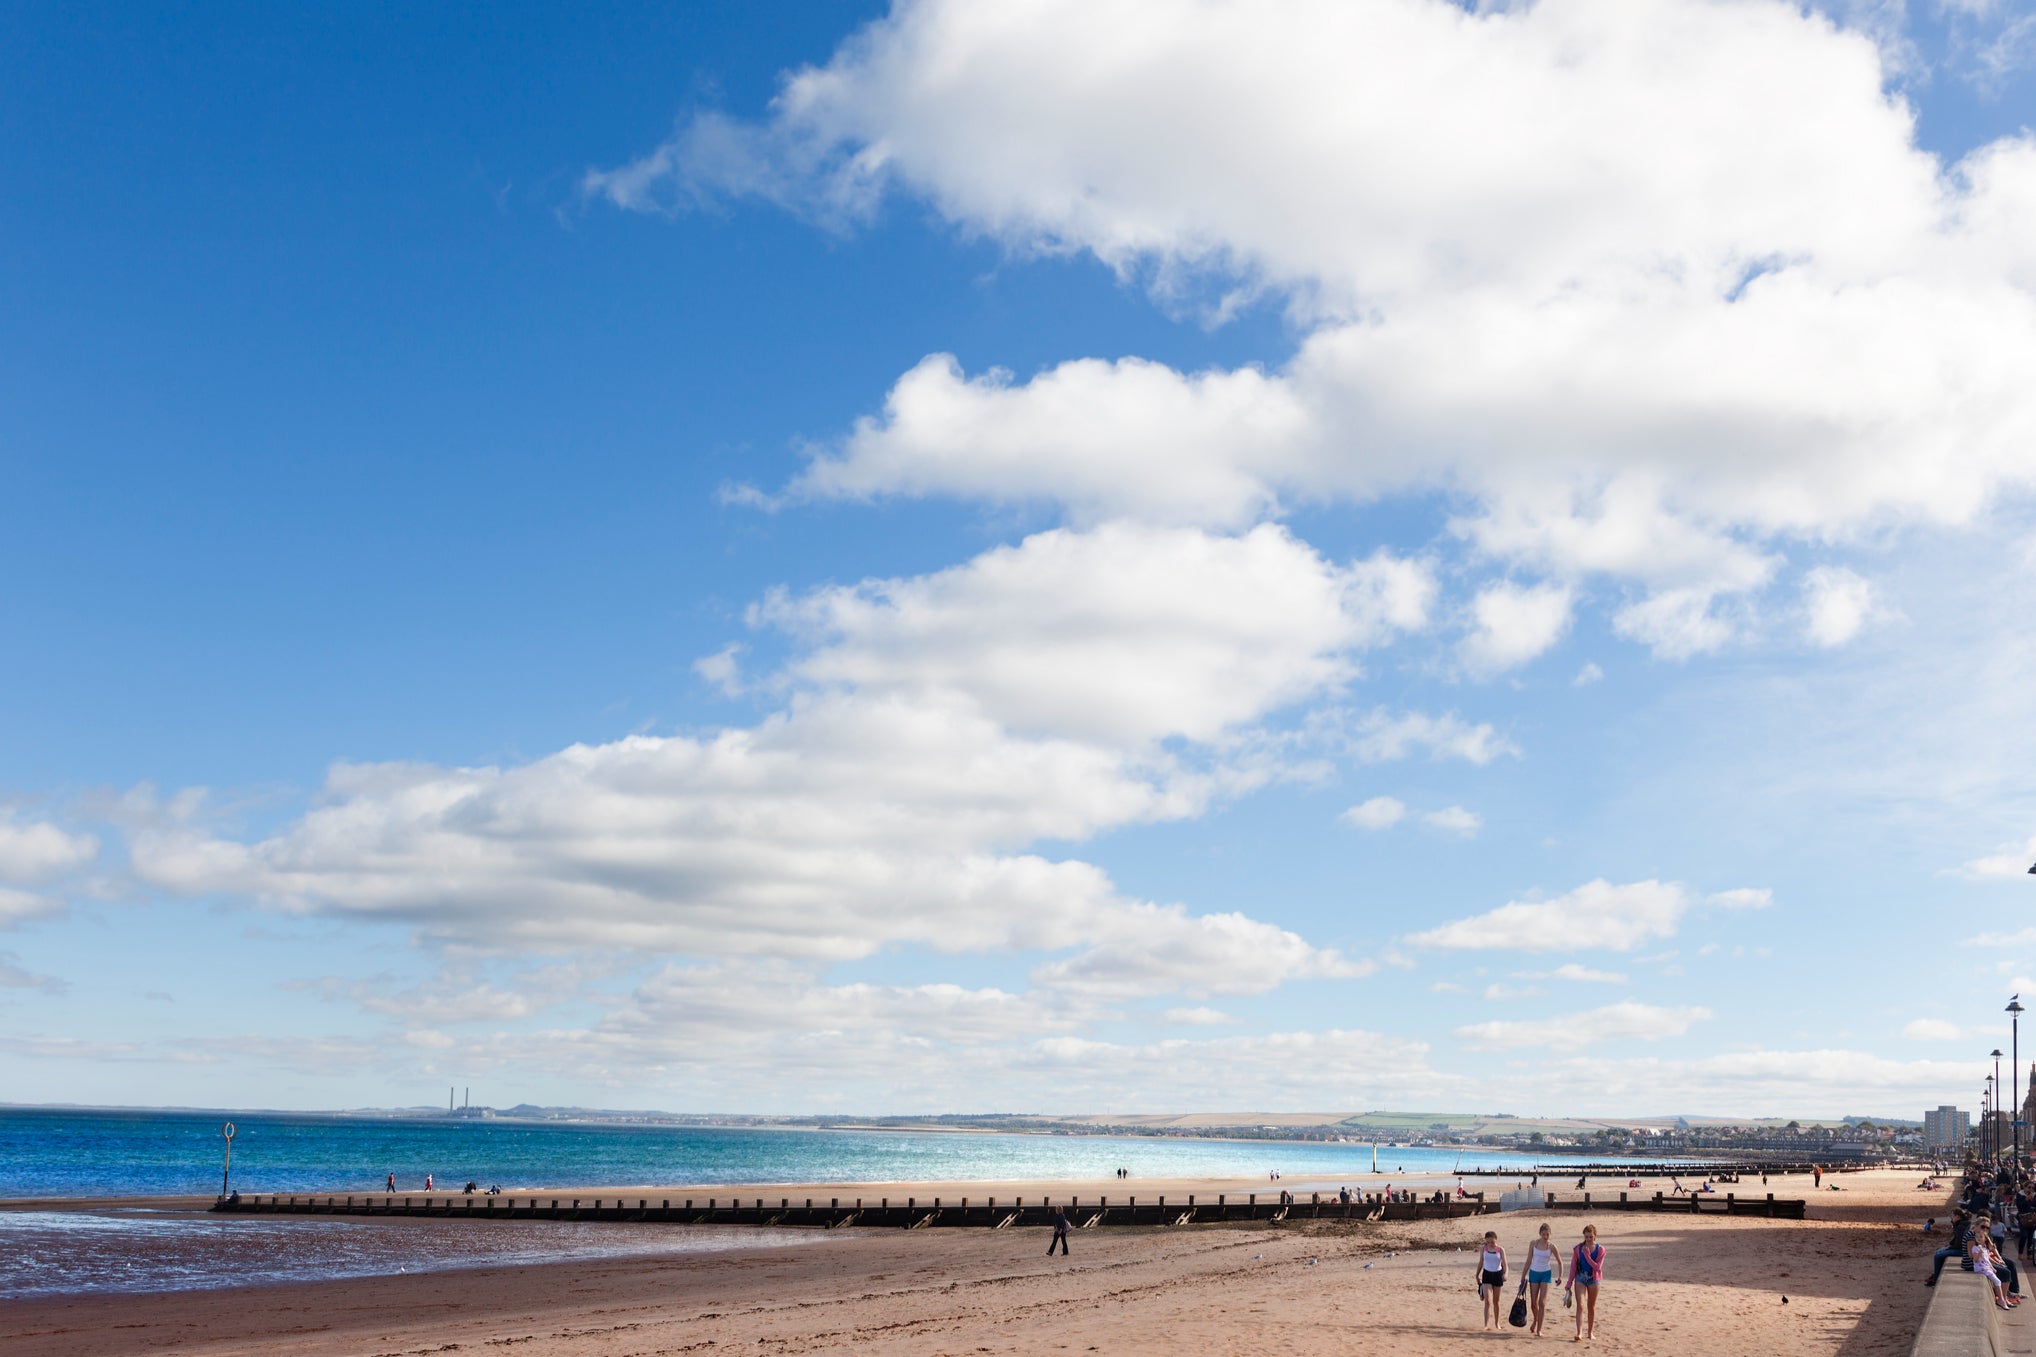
[0, 1106, 1548, 1198]
[0, 1107, 1573, 1298]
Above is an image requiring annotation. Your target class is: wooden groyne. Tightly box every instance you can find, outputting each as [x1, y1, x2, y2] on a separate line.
[210, 1191, 1482, 1226]
[1529, 1190, 1805, 1218]
[1459, 1159, 1890, 1179]
[210, 1188, 1804, 1225]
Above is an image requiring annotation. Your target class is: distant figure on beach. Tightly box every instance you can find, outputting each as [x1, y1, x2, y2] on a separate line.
[1812, 1165, 1822, 1189]
[425, 1173, 434, 1191]
[387, 1172, 395, 1191]
[1476, 1230, 1507, 1331]
[1524, 1222, 1562, 1337]
[1567, 1224, 1605, 1341]
[1048, 1205, 1070, 1257]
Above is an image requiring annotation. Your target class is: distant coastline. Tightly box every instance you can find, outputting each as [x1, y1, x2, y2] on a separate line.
[0, 1101, 1920, 1162]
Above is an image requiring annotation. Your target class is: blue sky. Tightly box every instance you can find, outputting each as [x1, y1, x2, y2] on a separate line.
[5, 0, 2036, 1118]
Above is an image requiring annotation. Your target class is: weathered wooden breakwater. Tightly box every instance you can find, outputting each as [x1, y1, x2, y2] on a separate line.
[212, 1191, 1468, 1227]
[212, 1188, 1803, 1226]
[1460, 1159, 1885, 1179]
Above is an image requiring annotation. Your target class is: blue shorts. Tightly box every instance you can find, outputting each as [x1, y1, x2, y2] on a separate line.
[1528, 1269, 1552, 1284]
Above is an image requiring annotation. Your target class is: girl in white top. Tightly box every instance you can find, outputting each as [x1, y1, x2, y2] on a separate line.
[1525, 1223, 1563, 1336]
[1476, 1230, 1508, 1330]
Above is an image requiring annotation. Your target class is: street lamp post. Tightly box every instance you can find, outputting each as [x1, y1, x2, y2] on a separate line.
[1984, 1078, 1996, 1162]
[1996, 1052, 2006, 1164]
[2010, 998, 2025, 1167]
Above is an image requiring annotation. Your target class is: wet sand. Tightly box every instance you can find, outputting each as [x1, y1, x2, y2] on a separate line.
[0, 1167, 1953, 1356]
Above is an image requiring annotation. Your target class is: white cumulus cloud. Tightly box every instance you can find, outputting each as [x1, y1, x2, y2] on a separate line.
[0, 815, 98, 883]
[1802, 565, 1883, 646]
[1460, 580, 1574, 676]
[1342, 796, 1406, 831]
[1422, 805, 1482, 836]
[1902, 1018, 1970, 1041]
[1409, 879, 1695, 952]
[592, 0, 2036, 660]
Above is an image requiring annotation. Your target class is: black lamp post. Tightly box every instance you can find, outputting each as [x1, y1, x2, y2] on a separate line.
[1996, 1051, 2006, 1162]
[2010, 998, 2025, 1167]
[1985, 1078, 1996, 1161]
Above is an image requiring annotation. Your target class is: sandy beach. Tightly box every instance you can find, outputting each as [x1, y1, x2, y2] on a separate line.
[0, 1167, 1975, 1356]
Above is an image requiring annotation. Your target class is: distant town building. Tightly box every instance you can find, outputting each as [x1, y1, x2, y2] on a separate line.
[1924, 1105, 1970, 1151]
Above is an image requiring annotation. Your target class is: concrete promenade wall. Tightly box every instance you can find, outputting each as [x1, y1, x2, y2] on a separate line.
[1909, 1271, 2000, 1357]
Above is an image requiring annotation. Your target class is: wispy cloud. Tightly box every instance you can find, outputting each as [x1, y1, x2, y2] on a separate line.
[1457, 1002, 1712, 1051]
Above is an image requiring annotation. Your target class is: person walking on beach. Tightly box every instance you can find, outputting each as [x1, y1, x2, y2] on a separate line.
[1475, 1230, 1508, 1331]
[386, 1172, 395, 1192]
[1525, 1222, 1563, 1336]
[1048, 1205, 1070, 1256]
[1567, 1224, 1605, 1341]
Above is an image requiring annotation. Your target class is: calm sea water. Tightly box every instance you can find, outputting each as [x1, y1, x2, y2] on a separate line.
[0, 1106, 1544, 1198]
[0, 1108, 1564, 1298]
